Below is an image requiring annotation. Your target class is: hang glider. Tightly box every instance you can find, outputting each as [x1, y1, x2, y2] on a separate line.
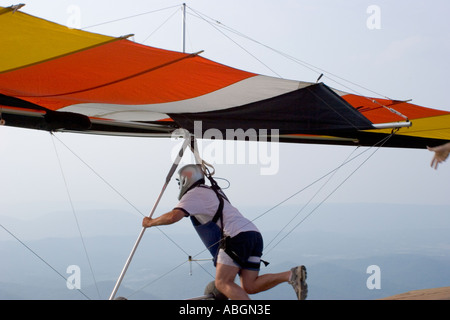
[1, 5, 450, 148]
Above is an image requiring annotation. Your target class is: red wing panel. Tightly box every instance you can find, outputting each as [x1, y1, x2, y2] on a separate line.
[0, 39, 256, 110]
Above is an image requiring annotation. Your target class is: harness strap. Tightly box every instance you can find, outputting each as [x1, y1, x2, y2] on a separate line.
[189, 179, 224, 265]
[189, 184, 223, 225]
[220, 236, 270, 269]
[192, 175, 270, 268]
[206, 176, 225, 236]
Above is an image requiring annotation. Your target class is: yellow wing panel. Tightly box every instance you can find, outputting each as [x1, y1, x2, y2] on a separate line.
[0, 6, 115, 73]
[364, 114, 450, 141]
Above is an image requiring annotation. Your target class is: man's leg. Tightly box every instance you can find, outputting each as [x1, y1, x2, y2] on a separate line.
[215, 263, 250, 300]
[239, 269, 290, 295]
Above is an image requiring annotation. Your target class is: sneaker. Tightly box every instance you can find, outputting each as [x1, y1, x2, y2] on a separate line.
[288, 265, 308, 300]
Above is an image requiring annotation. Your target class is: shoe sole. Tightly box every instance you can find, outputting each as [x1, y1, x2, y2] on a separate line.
[291, 265, 308, 300]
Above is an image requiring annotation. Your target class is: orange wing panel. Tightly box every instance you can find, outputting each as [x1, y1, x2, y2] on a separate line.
[342, 94, 450, 123]
[0, 39, 256, 110]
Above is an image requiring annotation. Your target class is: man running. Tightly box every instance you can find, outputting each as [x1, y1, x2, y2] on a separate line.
[142, 164, 307, 300]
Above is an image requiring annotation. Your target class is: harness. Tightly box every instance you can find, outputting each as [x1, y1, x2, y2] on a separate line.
[189, 176, 269, 268]
[189, 177, 225, 266]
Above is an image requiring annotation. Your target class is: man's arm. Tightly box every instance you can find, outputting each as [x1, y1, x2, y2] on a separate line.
[142, 209, 186, 228]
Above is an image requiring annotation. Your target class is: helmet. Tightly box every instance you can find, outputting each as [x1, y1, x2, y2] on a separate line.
[177, 164, 205, 200]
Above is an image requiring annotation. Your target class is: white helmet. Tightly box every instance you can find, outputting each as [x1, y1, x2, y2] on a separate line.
[177, 164, 205, 200]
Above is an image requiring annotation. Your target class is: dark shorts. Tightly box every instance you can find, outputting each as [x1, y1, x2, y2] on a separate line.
[220, 231, 263, 271]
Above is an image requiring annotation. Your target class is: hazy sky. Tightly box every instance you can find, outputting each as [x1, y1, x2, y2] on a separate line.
[0, 0, 449, 242]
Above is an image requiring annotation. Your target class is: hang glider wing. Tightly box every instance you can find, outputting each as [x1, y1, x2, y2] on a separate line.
[1, 5, 449, 148]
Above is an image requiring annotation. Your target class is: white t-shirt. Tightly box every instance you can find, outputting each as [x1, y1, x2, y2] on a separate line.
[174, 185, 259, 238]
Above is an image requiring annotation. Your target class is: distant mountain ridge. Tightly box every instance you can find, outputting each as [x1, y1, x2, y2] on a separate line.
[1, 203, 449, 300]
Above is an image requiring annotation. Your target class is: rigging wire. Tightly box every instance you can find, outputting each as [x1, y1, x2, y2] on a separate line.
[50, 133, 101, 299]
[184, 5, 409, 121]
[39, 130, 397, 299]
[51, 134, 144, 216]
[248, 144, 377, 226]
[264, 131, 396, 256]
[49, 133, 215, 297]
[173, 131, 398, 264]
[263, 146, 359, 253]
[187, 6, 282, 78]
[131, 132, 399, 298]
[127, 259, 188, 299]
[127, 255, 215, 299]
[81, 5, 181, 30]
[50, 133, 192, 255]
[169, 133, 398, 271]
[258, 131, 396, 225]
[79, 3, 410, 124]
[307, 85, 364, 131]
[0, 223, 92, 300]
[186, 5, 384, 96]
[213, 177, 231, 190]
[141, 7, 181, 44]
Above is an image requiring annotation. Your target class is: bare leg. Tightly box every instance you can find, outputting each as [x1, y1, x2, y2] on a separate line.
[240, 269, 290, 294]
[215, 263, 250, 300]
